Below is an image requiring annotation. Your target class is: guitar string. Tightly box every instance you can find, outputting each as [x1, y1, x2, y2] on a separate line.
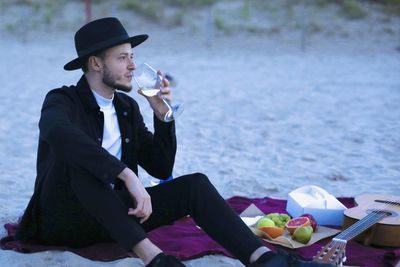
[339, 211, 388, 241]
[342, 210, 389, 240]
[316, 235, 346, 264]
[315, 200, 398, 264]
[316, 214, 370, 262]
[338, 212, 375, 240]
[322, 210, 387, 264]
[375, 200, 400, 206]
[335, 212, 374, 240]
[336, 201, 393, 241]
[333, 241, 346, 265]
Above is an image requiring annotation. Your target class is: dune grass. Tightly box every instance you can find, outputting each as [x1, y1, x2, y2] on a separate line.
[2, 0, 399, 35]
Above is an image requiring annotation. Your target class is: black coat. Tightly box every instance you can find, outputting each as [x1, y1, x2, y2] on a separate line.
[15, 75, 176, 241]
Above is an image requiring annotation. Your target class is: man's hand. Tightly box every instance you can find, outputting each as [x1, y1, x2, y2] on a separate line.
[118, 168, 152, 223]
[138, 70, 173, 122]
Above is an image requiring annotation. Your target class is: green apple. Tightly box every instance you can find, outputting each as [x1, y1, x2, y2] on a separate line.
[292, 225, 313, 244]
[256, 217, 275, 229]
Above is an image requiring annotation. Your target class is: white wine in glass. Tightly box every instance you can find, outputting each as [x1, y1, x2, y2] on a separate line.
[134, 63, 183, 122]
[140, 88, 160, 97]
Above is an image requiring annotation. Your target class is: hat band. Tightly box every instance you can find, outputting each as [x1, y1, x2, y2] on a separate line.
[77, 34, 130, 57]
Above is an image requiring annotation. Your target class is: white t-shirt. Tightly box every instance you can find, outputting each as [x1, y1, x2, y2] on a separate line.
[91, 89, 122, 160]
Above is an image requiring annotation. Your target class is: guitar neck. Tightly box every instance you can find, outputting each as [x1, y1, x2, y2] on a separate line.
[336, 210, 390, 241]
[313, 211, 390, 266]
[314, 195, 400, 265]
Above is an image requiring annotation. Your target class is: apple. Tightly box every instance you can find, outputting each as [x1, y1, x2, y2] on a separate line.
[300, 213, 318, 231]
[256, 217, 275, 229]
[292, 225, 313, 244]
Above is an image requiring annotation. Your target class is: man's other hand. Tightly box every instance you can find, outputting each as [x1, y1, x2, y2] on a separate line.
[118, 168, 152, 223]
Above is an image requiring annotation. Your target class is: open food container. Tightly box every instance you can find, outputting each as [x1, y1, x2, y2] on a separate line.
[286, 185, 347, 226]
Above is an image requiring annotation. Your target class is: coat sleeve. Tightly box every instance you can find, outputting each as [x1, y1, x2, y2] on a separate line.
[133, 101, 177, 180]
[39, 90, 126, 184]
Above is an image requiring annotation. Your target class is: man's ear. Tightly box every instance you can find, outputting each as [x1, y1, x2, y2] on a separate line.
[88, 55, 102, 72]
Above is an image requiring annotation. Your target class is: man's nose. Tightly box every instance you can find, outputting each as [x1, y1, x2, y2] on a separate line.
[128, 59, 135, 70]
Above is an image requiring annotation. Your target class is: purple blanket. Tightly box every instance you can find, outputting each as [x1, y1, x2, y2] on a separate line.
[1, 196, 399, 266]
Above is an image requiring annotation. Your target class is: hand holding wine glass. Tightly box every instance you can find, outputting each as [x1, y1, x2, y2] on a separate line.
[134, 63, 183, 122]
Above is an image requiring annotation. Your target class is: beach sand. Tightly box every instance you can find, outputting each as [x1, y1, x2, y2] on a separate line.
[0, 1, 399, 266]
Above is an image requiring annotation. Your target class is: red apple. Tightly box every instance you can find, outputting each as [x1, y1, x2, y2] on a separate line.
[300, 213, 318, 231]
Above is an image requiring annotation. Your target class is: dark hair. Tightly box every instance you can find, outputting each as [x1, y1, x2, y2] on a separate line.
[82, 50, 107, 73]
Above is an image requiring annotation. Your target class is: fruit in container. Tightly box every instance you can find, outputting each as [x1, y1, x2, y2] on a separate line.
[300, 213, 318, 231]
[265, 213, 291, 229]
[292, 225, 313, 244]
[256, 214, 290, 239]
[259, 226, 285, 238]
[285, 217, 310, 234]
[256, 217, 275, 228]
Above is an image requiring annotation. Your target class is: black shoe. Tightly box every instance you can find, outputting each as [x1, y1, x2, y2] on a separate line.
[249, 251, 334, 267]
[146, 253, 185, 267]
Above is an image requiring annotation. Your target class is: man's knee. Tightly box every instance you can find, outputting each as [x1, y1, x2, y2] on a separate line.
[181, 172, 212, 189]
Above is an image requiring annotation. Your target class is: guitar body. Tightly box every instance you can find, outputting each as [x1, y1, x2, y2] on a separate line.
[343, 194, 400, 247]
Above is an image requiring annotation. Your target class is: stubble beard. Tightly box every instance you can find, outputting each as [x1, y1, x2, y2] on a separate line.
[102, 64, 132, 93]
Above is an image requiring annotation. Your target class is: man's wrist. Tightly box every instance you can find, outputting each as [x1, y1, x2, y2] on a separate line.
[153, 112, 166, 123]
[118, 167, 137, 183]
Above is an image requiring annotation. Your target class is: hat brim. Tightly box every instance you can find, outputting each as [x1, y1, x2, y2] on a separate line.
[64, 34, 148, 71]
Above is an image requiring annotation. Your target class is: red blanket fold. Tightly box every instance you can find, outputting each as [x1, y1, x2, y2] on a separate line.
[1, 196, 399, 267]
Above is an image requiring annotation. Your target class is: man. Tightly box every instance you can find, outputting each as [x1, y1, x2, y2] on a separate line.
[15, 17, 333, 267]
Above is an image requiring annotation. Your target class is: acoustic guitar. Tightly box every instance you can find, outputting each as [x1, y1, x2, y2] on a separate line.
[312, 194, 400, 266]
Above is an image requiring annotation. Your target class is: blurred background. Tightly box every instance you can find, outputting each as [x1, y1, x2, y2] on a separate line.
[1, 0, 400, 49]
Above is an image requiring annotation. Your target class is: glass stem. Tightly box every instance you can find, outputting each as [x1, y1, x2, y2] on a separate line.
[161, 98, 173, 122]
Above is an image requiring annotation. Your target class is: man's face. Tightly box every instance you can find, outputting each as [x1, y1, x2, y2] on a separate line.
[99, 43, 134, 92]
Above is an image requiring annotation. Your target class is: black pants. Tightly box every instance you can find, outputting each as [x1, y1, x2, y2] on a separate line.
[37, 171, 263, 265]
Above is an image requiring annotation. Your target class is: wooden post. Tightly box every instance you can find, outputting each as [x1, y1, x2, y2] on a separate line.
[85, 0, 92, 23]
[300, 1, 308, 52]
[206, 6, 214, 47]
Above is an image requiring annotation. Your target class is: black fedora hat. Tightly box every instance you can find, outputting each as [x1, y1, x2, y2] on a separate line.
[64, 17, 148, 71]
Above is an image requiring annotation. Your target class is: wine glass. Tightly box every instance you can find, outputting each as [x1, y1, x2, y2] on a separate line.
[133, 63, 183, 122]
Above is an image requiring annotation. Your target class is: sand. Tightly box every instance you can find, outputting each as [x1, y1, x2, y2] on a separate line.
[0, 1, 399, 266]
